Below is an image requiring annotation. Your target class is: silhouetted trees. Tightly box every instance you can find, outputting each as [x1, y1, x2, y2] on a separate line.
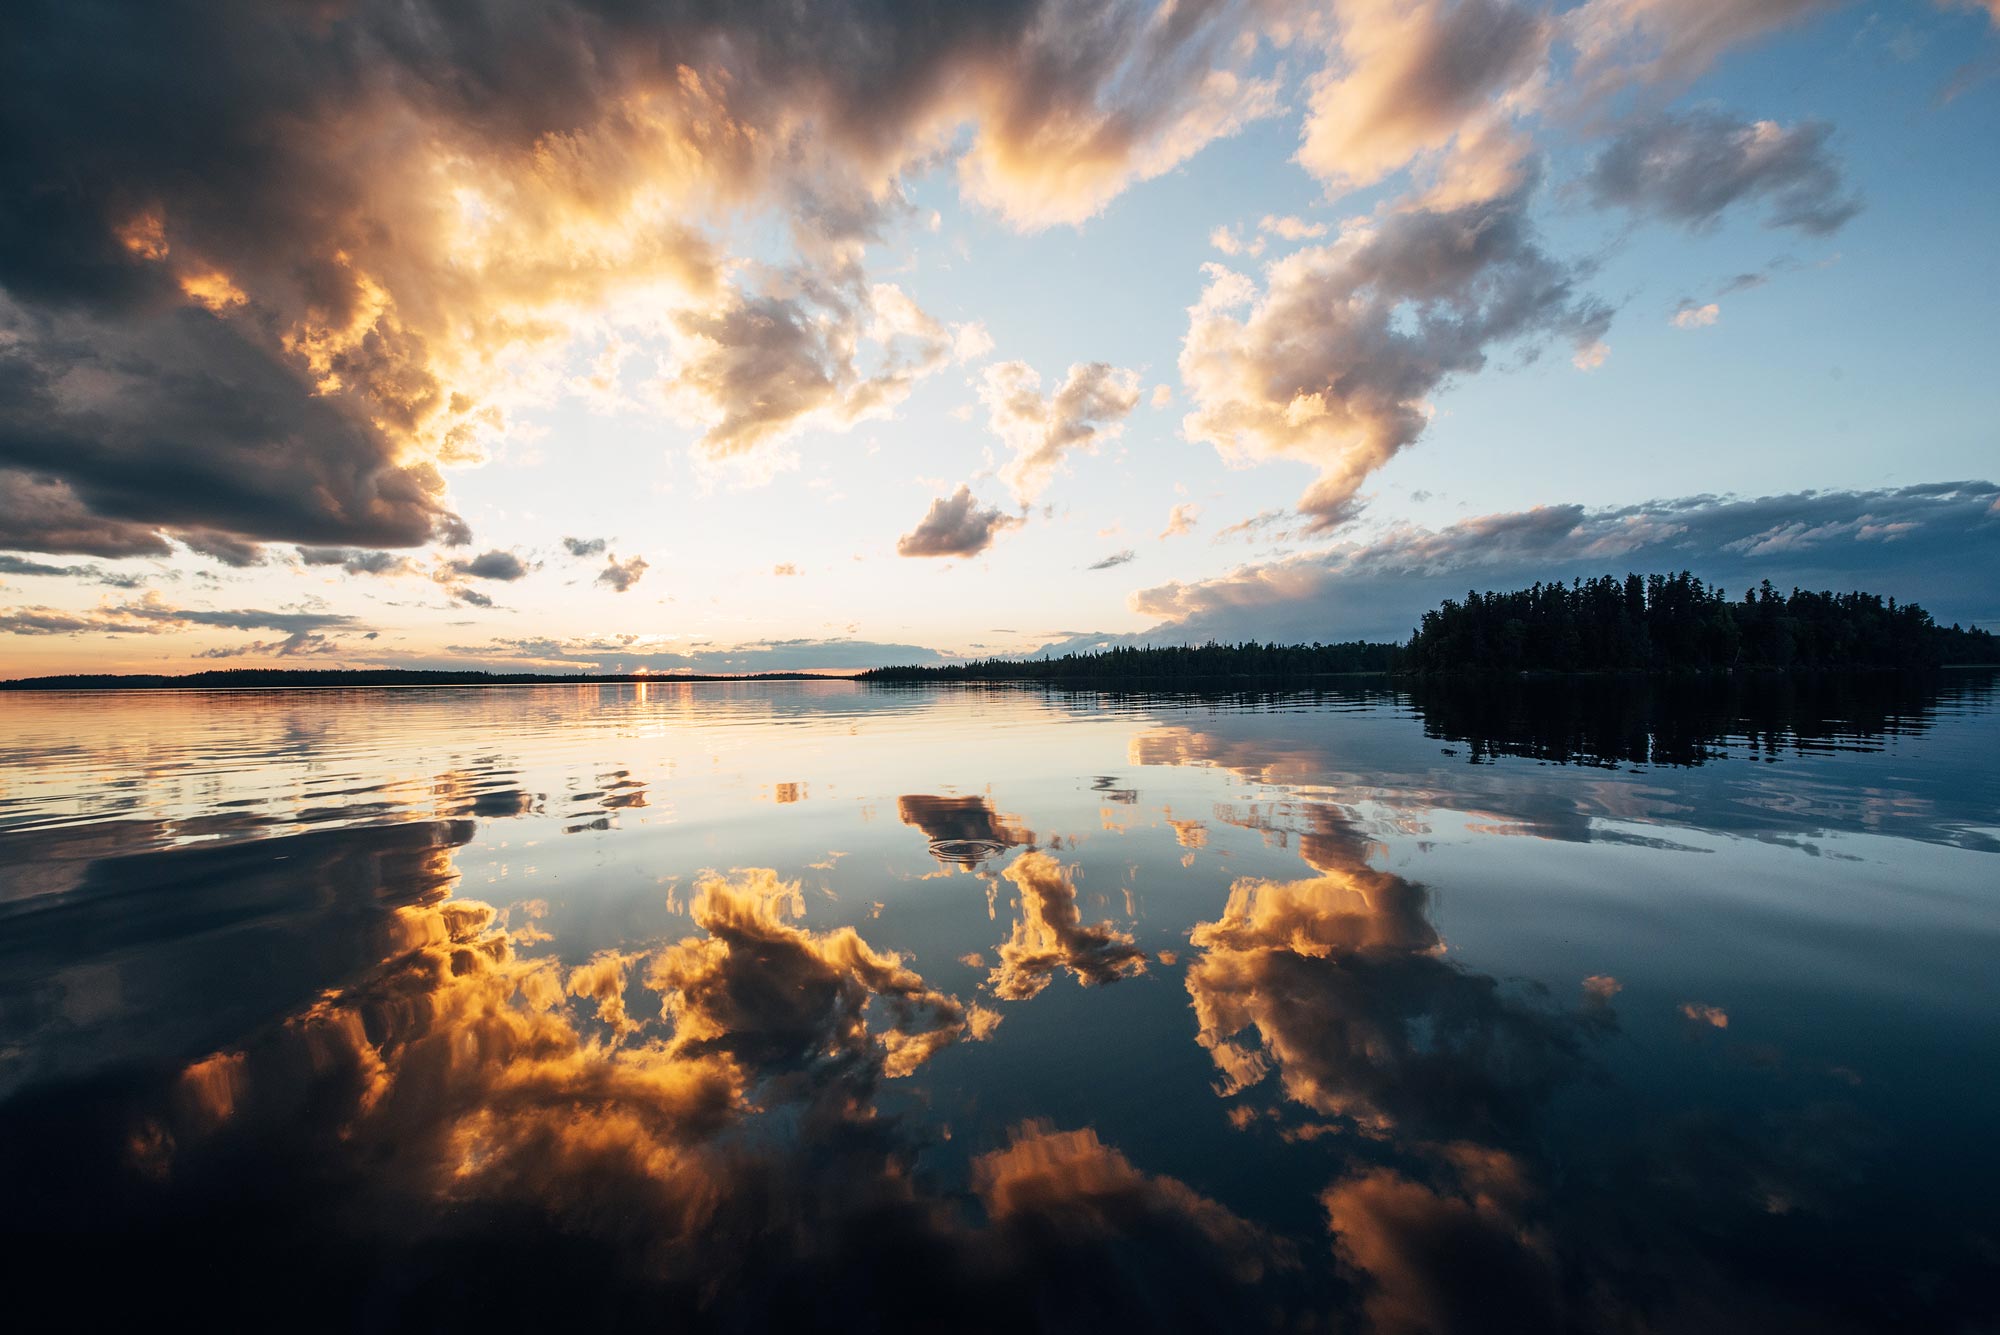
[859, 640, 1400, 683]
[0, 668, 825, 691]
[1402, 574, 1998, 673]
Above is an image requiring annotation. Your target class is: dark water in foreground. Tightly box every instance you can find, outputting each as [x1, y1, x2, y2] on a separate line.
[2, 674, 1996, 1331]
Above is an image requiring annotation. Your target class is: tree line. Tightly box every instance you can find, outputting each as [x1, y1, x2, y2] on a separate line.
[858, 640, 1400, 683]
[0, 668, 827, 691]
[863, 573, 1996, 682]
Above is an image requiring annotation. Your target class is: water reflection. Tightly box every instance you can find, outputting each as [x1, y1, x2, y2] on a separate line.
[898, 793, 1034, 867]
[1185, 811, 1605, 1143]
[1407, 669, 1998, 768]
[0, 817, 472, 1094]
[0, 674, 1994, 1329]
[988, 852, 1150, 999]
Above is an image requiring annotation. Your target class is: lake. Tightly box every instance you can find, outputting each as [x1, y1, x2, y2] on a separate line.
[2, 674, 1996, 1331]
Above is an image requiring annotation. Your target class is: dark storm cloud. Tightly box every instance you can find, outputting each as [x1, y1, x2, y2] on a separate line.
[0, 554, 70, 576]
[297, 546, 419, 576]
[0, 471, 173, 558]
[178, 529, 267, 568]
[0, 0, 1279, 559]
[1584, 109, 1860, 234]
[596, 553, 648, 592]
[0, 553, 150, 586]
[896, 486, 1024, 558]
[0, 309, 460, 557]
[562, 536, 608, 558]
[446, 549, 529, 582]
[1049, 481, 2000, 648]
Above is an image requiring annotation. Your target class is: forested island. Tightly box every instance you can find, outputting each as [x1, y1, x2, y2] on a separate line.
[863, 574, 1997, 683]
[0, 668, 826, 691]
[1402, 574, 1997, 673]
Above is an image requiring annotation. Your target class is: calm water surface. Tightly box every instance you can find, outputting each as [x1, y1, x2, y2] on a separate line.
[2, 676, 1996, 1330]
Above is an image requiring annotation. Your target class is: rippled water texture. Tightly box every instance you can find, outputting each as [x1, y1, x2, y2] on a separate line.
[3, 674, 1997, 1330]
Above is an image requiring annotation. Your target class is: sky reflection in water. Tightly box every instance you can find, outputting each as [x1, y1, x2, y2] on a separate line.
[2, 675, 1996, 1330]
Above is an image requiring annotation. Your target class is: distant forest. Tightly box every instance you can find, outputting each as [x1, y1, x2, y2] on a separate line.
[864, 573, 1997, 682]
[0, 668, 826, 692]
[857, 640, 1401, 683]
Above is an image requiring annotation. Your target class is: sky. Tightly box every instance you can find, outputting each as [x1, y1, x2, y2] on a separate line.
[1, 0, 1997, 676]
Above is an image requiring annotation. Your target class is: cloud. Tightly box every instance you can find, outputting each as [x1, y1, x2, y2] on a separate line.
[1671, 300, 1721, 329]
[431, 634, 950, 674]
[1161, 503, 1201, 539]
[1566, 0, 1839, 102]
[0, 590, 355, 639]
[772, 563, 800, 576]
[1106, 481, 2000, 644]
[1584, 110, 1860, 235]
[0, 554, 70, 576]
[297, 546, 419, 576]
[196, 630, 342, 659]
[562, 536, 608, 558]
[446, 549, 529, 582]
[1179, 182, 1611, 529]
[177, 529, 267, 568]
[1260, 215, 1328, 241]
[954, 0, 1283, 229]
[1089, 549, 1137, 570]
[0, 471, 173, 559]
[0, 553, 152, 587]
[658, 276, 974, 458]
[982, 361, 1143, 503]
[1946, 0, 2000, 25]
[1211, 225, 1263, 257]
[596, 553, 648, 593]
[987, 852, 1148, 1000]
[896, 485, 1024, 558]
[1297, 0, 1549, 201]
